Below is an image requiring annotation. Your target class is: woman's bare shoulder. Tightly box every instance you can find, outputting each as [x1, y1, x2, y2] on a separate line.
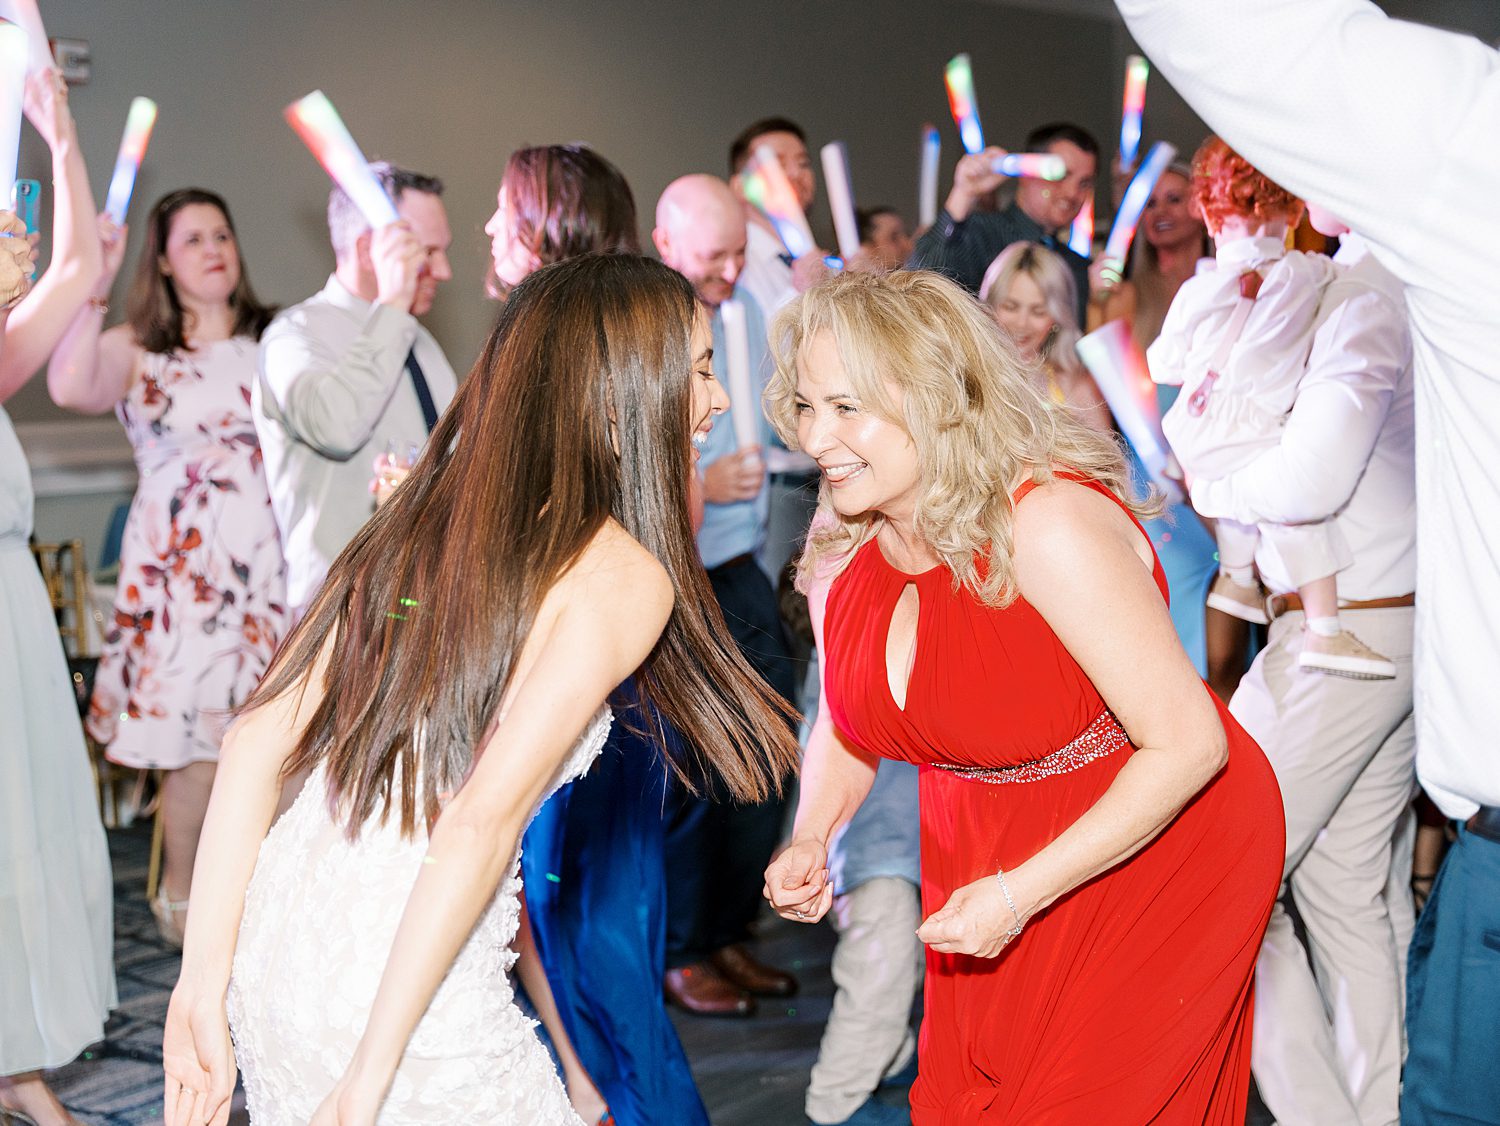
[557, 519, 674, 626]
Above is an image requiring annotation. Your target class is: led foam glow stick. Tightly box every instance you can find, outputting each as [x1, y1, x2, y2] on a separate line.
[103, 97, 158, 225]
[284, 90, 398, 228]
[719, 299, 758, 450]
[944, 53, 984, 155]
[741, 143, 815, 259]
[1068, 193, 1094, 257]
[0, 1, 50, 75]
[993, 152, 1066, 181]
[0, 21, 26, 209]
[918, 123, 940, 229]
[1119, 54, 1150, 169]
[1076, 318, 1182, 498]
[1104, 140, 1176, 265]
[820, 141, 860, 262]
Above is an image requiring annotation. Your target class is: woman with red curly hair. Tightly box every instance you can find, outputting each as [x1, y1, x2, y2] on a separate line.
[1149, 137, 1394, 680]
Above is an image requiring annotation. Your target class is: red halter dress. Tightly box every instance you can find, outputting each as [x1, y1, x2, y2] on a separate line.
[821, 476, 1284, 1124]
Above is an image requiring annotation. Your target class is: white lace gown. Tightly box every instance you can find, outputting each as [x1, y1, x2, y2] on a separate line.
[226, 709, 612, 1124]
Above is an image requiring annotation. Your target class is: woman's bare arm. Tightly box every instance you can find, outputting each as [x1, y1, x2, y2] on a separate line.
[920, 481, 1228, 955]
[765, 569, 880, 924]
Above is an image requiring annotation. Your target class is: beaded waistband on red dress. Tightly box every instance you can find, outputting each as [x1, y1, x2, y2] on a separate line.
[930, 709, 1131, 784]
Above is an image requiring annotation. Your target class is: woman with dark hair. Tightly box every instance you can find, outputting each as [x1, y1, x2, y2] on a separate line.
[485, 144, 639, 298]
[48, 189, 288, 947]
[160, 254, 798, 1125]
[480, 145, 712, 1126]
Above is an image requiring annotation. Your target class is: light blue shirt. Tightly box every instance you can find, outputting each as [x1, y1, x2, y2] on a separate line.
[829, 759, 921, 894]
[697, 290, 773, 569]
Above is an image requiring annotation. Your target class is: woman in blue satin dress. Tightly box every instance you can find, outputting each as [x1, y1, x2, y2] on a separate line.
[488, 143, 711, 1126]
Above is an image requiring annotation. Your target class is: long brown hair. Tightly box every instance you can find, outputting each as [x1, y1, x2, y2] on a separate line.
[126, 188, 275, 353]
[487, 145, 639, 299]
[248, 254, 796, 838]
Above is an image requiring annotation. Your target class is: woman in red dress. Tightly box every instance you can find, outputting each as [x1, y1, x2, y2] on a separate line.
[764, 270, 1284, 1124]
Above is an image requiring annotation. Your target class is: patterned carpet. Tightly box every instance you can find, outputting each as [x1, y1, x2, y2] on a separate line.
[44, 824, 1269, 1125]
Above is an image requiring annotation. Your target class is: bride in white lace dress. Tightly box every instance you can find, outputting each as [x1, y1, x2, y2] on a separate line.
[160, 255, 799, 1126]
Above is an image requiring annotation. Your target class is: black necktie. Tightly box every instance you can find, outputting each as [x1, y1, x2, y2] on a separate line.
[404, 348, 438, 434]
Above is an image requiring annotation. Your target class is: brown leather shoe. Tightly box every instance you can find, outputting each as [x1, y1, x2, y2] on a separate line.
[663, 963, 755, 1017]
[711, 943, 799, 998]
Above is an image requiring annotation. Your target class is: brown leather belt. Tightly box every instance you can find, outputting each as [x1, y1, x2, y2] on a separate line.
[1467, 805, 1500, 844]
[1267, 592, 1415, 620]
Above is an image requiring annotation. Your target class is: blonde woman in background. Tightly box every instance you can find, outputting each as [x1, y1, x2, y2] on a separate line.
[981, 242, 1111, 432]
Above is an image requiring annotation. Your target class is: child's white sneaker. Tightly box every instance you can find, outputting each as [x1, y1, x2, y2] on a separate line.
[1205, 574, 1269, 625]
[1298, 628, 1397, 680]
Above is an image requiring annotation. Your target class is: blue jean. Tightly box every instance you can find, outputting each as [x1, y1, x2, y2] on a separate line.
[1401, 822, 1500, 1125]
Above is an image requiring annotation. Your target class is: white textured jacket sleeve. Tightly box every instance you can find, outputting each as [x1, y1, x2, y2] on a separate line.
[1190, 288, 1402, 526]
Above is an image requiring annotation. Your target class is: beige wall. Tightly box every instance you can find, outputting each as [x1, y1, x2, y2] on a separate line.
[13, 0, 1120, 426]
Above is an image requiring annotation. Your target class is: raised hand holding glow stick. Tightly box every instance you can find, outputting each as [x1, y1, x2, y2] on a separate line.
[992, 152, 1066, 181]
[1076, 318, 1182, 499]
[741, 143, 815, 259]
[944, 53, 984, 155]
[284, 90, 398, 228]
[0, 21, 26, 209]
[820, 141, 860, 262]
[0, 0, 50, 76]
[1068, 193, 1094, 257]
[720, 299, 758, 451]
[918, 124, 940, 229]
[103, 96, 158, 225]
[1119, 55, 1150, 169]
[1104, 141, 1176, 265]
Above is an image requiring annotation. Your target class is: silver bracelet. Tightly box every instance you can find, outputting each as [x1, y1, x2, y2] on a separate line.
[995, 866, 1025, 940]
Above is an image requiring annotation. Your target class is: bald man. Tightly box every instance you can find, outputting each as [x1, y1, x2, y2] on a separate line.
[653, 175, 800, 1018]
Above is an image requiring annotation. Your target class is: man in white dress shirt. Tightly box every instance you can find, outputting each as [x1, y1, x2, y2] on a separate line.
[1115, 2, 1500, 1121]
[726, 118, 825, 586]
[1192, 220, 1415, 1126]
[253, 163, 458, 614]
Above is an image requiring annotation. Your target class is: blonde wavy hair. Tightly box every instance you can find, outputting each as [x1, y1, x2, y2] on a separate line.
[765, 270, 1157, 607]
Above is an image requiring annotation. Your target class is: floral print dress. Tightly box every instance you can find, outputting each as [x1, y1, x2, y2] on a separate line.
[88, 337, 289, 769]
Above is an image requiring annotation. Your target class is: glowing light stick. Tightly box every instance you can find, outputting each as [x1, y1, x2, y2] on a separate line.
[1077, 318, 1182, 498]
[944, 53, 984, 155]
[719, 299, 758, 450]
[1119, 54, 1150, 168]
[283, 90, 398, 228]
[0, 21, 26, 210]
[741, 143, 815, 259]
[1068, 193, 1094, 257]
[820, 141, 860, 262]
[0, 1, 50, 75]
[918, 123, 940, 228]
[103, 97, 158, 225]
[1104, 140, 1176, 265]
[992, 152, 1066, 181]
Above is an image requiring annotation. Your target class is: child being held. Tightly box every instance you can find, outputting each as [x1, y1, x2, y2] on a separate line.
[1148, 137, 1394, 680]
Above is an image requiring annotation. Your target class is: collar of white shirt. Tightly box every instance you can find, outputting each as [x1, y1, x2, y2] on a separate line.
[1214, 235, 1289, 272]
[317, 273, 379, 316]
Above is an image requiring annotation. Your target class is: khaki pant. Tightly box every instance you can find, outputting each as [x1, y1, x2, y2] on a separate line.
[805, 877, 922, 1124]
[1230, 606, 1416, 1126]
